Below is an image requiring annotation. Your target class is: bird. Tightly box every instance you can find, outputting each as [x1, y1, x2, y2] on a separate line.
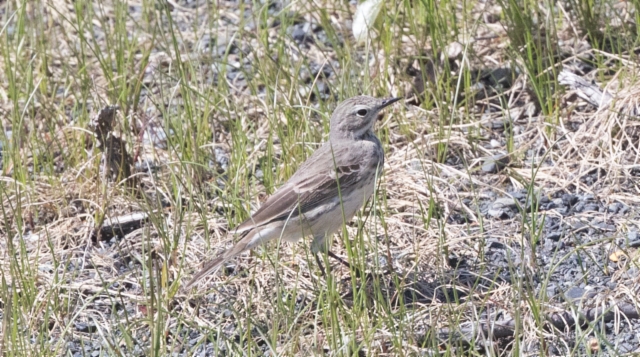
[185, 95, 401, 289]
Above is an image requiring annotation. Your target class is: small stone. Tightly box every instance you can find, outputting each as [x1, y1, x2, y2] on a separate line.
[619, 342, 634, 353]
[547, 343, 561, 356]
[444, 41, 463, 59]
[491, 120, 511, 130]
[214, 147, 230, 171]
[316, 80, 329, 95]
[582, 203, 599, 212]
[594, 222, 616, 231]
[481, 161, 497, 173]
[550, 198, 563, 209]
[299, 68, 311, 83]
[481, 153, 510, 173]
[543, 238, 556, 251]
[298, 86, 310, 98]
[493, 197, 518, 209]
[584, 287, 597, 299]
[488, 208, 508, 219]
[629, 240, 640, 249]
[377, 255, 388, 267]
[564, 286, 585, 301]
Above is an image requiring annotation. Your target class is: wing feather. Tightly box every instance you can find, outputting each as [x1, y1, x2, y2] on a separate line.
[235, 142, 364, 233]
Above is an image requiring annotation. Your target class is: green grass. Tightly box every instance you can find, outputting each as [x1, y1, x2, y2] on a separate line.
[1, 0, 639, 356]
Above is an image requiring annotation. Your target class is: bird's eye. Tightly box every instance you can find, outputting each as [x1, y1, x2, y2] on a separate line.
[356, 109, 368, 117]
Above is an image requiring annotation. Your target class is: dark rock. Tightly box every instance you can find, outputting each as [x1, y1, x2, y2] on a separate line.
[290, 23, 313, 44]
[484, 12, 500, 24]
[486, 240, 506, 249]
[99, 212, 149, 240]
[479, 66, 517, 89]
[75, 322, 97, 333]
[447, 254, 462, 268]
[562, 194, 579, 207]
[546, 232, 563, 241]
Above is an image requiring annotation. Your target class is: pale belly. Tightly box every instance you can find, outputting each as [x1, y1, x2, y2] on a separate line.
[307, 179, 376, 253]
[246, 175, 377, 253]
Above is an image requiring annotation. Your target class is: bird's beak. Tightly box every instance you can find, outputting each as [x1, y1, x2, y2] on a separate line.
[379, 97, 403, 109]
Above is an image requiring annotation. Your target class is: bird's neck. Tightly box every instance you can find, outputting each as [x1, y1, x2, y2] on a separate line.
[330, 128, 375, 142]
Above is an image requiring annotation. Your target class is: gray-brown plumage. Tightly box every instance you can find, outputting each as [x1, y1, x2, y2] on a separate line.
[185, 96, 401, 289]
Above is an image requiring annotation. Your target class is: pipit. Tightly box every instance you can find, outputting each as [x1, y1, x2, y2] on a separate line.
[185, 95, 401, 288]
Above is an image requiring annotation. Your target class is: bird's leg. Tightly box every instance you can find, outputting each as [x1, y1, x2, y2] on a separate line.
[327, 251, 365, 277]
[315, 253, 327, 278]
[327, 251, 397, 280]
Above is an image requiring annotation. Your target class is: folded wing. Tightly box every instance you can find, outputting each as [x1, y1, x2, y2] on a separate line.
[235, 143, 363, 234]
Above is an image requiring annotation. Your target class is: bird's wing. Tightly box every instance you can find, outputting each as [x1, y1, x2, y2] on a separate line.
[234, 142, 367, 233]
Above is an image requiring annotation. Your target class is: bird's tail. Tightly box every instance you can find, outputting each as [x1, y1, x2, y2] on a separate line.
[184, 233, 254, 289]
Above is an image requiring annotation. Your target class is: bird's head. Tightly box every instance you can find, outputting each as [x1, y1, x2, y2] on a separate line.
[329, 96, 401, 139]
